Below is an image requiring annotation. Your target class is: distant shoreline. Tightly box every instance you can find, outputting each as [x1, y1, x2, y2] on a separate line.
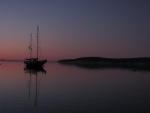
[0, 60, 23, 62]
[58, 57, 150, 70]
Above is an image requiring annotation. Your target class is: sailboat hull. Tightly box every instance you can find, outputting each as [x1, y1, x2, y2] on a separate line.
[24, 59, 47, 68]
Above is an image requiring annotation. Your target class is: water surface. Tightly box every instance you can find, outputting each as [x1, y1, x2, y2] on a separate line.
[0, 62, 150, 113]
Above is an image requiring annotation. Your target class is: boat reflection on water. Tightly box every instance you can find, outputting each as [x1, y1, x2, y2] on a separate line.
[24, 67, 46, 107]
[24, 67, 46, 75]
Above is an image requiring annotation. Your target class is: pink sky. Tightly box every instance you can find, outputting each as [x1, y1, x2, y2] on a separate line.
[0, 1, 150, 61]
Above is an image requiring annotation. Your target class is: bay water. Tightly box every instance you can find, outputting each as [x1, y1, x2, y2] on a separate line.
[0, 61, 150, 113]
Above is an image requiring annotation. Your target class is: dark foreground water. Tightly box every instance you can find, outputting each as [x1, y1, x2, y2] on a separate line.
[0, 61, 150, 113]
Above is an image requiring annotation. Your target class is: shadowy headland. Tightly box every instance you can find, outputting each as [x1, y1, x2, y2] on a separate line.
[58, 57, 150, 70]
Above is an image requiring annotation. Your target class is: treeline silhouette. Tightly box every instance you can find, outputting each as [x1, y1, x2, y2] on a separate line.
[58, 57, 150, 70]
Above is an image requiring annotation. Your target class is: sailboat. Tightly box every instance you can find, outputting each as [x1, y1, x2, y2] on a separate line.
[24, 26, 47, 68]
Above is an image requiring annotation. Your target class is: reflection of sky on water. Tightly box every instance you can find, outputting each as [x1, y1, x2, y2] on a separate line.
[0, 62, 150, 113]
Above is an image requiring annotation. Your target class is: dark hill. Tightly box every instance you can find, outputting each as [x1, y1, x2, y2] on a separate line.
[58, 57, 150, 63]
[58, 57, 150, 69]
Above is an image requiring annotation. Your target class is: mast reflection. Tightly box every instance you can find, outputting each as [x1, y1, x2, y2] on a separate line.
[24, 67, 46, 107]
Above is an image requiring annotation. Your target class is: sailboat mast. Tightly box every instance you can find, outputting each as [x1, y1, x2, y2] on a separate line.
[30, 33, 32, 58]
[37, 26, 39, 60]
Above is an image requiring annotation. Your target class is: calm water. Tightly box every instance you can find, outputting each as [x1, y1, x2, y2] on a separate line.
[0, 61, 150, 113]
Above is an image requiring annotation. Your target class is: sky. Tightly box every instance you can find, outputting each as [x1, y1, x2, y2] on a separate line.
[0, 0, 150, 61]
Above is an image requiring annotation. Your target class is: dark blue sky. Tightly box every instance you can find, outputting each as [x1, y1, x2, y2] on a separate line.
[0, 0, 150, 60]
